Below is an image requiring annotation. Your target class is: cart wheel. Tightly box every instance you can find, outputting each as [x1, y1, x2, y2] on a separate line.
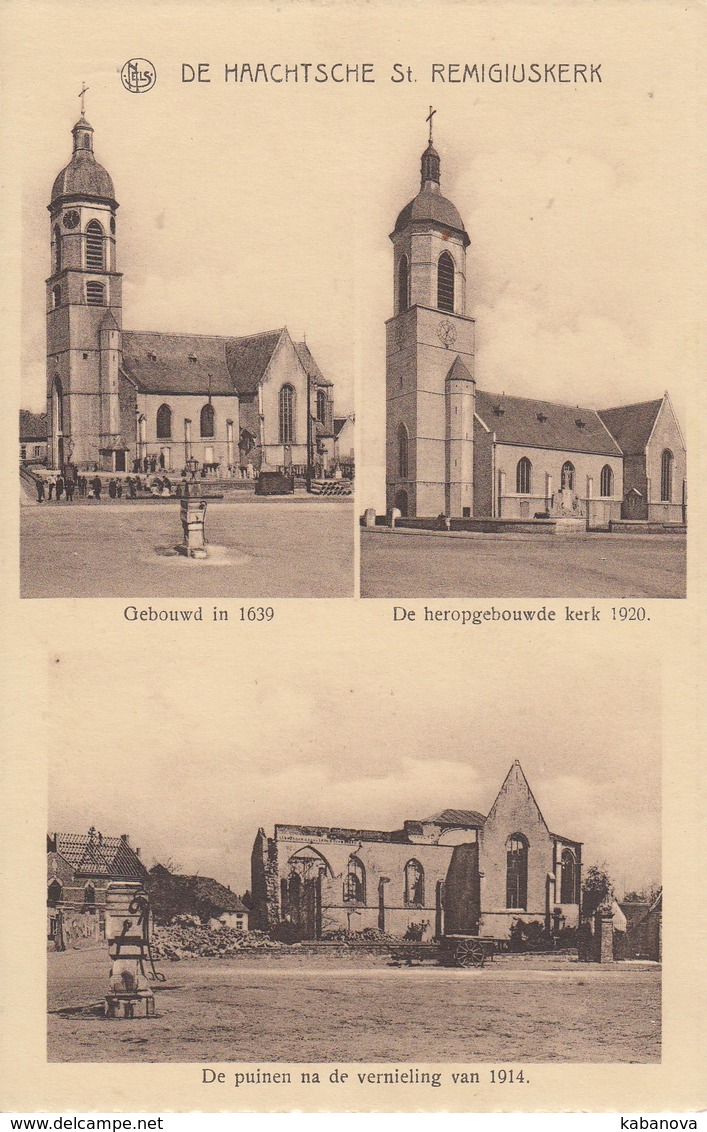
[454, 939, 485, 968]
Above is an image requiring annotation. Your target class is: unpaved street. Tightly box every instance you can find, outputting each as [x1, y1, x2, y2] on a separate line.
[48, 948, 660, 1064]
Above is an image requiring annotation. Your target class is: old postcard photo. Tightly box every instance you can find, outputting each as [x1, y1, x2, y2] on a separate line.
[1, 0, 704, 1120]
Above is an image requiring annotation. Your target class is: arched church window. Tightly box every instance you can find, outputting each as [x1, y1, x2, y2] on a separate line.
[47, 880, 63, 908]
[661, 449, 673, 502]
[53, 378, 64, 433]
[600, 464, 614, 498]
[560, 848, 576, 905]
[404, 859, 425, 906]
[437, 251, 455, 313]
[84, 883, 96, 909]
[85, 220, 104, 271]
[156, 404, 172, 440]
[561, 461, 575, 491]
[316, 389, 327, 424]
[53, 225, 61, 275]
[516, 457, 532, 494]
[506, 834, 528, 909]
[52, 285, 61, 309]
[200, 403, 215, 438]
[343, 857, 366, 904]
[397, 255, 410, 314]
[86, 281, 105, 306]
[279, 384, 295, 444]
[398, 422, 409, 479]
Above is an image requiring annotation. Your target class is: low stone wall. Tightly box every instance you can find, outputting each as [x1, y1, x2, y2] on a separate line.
[609, 520, 686, 534]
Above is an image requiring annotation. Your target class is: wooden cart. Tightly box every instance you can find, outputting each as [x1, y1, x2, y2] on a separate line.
[439, 934, 499, 968]
[389, 934, 500, 969]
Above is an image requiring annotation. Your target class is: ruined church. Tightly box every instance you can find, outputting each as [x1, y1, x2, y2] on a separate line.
[251, 762, 582, 941]
[44, 107, 336, 475]
[385, 122, 686, 524]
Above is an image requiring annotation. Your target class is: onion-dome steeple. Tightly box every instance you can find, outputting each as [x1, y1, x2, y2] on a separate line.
[392, 111, 469, 247]
[421, 141, 440, 187]
[50, 112, 116, 206]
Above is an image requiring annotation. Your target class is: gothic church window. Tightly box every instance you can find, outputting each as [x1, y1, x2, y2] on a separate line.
[84, 883, 96, 909]
[52, 378, 64, 432]
[85, 220, 105, 271]
[506, 833, 528, 910]
[560, 848, 576, 904]
[404, 859, 425, 906]
[156, 404, 172, 439]
[516, 457, 532, 494]
[437, 251, 455, 313]
[86, 281, 105, 306]
[661, 449, 673, 502]
[279, 384, 295, 444]
[52, 285, 61, 309]
[600, 465, 614, 498]
[47, 880, 63, 907]
[398, 422, 409, 479]
[343, 857, 366, 904]
[397, 255, 410, 313]
[53, 225, 61, 274]
[561, 461, 575, 491]
[200, 403, 215, 438]
[316, 389, 327, 424]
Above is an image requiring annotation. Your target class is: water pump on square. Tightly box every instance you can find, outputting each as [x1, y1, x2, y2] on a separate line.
[104, 882, 164, 1019]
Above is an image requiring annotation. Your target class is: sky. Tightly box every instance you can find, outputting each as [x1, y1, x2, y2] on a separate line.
[14, 5, 696, 511]
[48, 629, 661, 901]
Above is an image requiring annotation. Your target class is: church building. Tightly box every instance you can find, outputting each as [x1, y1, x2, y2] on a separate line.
[45, 109, 336, 475]
[251, 761, 582, 942]
[385, 122, 686, 525]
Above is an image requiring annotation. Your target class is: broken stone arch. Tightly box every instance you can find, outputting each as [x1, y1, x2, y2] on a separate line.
[286, 845, 334, 878]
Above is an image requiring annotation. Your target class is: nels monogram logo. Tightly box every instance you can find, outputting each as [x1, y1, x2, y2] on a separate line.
[120, 58, 157, 94]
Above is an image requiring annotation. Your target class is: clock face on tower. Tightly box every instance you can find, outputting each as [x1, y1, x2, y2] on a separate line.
[437, 319, 457, 348]
[63, 210, 80, 229]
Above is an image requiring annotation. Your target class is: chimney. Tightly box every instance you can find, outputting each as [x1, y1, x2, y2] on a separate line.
[121, 833, 129, 845]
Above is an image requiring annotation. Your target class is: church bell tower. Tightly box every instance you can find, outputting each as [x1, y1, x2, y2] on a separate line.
[386, 113, 476, 518]
[46, 95, 125, 471]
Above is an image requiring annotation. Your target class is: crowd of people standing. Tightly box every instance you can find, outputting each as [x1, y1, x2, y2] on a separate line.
[33, 471, 207, 503]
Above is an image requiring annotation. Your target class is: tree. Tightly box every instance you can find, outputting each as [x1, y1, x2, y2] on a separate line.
[581, 864, 614, 919]
[623, 884, 661, 905]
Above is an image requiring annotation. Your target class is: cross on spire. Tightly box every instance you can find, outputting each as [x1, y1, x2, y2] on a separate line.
[79, 83, 89, 116]
[426, 105, 436, 144]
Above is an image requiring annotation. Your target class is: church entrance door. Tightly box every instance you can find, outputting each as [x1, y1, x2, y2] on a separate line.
[115, 450, 126, 472]
[394, 489, 409, 517]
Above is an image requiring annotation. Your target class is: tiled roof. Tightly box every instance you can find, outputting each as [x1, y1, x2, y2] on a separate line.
[121, 328, 283, 396]
[225, 330, 284, 395]
[447, 356, 474, 383]
[423, 808, 486, 827]
[49, 832, 148, 880]
[20, 410, 48, 440]
[598, 399, 663, 456]
[295, 341, 332, 387]
[475, 390, 622, 457]
[186, 876, 248, 914]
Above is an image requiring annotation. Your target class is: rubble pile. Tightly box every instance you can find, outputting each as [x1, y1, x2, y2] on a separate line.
[321, 927, 404, 944]
[152, 919, 282, 960]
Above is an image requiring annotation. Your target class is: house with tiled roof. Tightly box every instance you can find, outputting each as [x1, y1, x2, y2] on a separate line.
[252, 762, 582, 941]
[147, 864, 249, 929]
[43, 112, 337, 478]
[386, 126, 685, 526]
[47, 828, 148, 942]
[19, 410, 48, 465]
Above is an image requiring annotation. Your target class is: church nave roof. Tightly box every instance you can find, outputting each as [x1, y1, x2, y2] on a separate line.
[121, 328, 284, 397]
[475, 389, 623, 458]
